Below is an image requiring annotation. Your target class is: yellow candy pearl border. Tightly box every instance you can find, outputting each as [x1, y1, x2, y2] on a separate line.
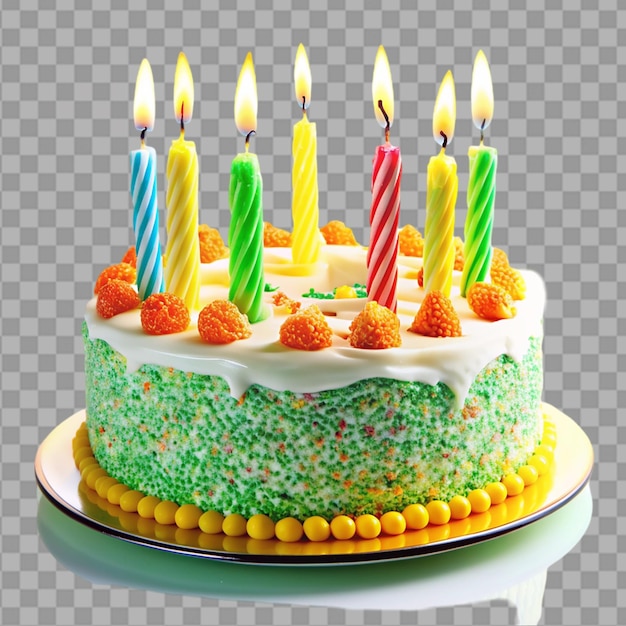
[73, 417, 556, 543]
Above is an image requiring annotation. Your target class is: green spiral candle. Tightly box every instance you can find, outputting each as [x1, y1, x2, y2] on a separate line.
[228, 52, 268, 324]
[228, 150, 268, 323]
[460, 145, 497, 296]
[460, 49, 497, 298]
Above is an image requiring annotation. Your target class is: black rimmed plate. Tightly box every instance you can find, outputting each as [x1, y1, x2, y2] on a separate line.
[35, 403, 592, 566]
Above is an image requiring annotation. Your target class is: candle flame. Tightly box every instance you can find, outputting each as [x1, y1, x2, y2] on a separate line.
[133, 59, 155, 132]
[433, 70, 456, 147]
[372, 45, 394, 129]
[173, 52, 194, 124]
[471, 50, 494, 131]
[294, 44, 312, 110]
[235, 52, 258, 136]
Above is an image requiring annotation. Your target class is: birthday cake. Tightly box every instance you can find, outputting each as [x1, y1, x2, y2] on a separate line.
[80, 223, 549, 540]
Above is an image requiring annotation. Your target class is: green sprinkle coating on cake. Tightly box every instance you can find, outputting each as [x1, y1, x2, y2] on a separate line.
[83, 322, 542, 520]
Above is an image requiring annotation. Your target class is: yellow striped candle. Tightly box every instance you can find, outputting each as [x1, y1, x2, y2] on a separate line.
[164, 52, 200, 311]
[423, 70, 458, 298]
[291, 44, 321, 266]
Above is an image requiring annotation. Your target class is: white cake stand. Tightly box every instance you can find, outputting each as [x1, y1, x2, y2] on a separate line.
[37, 407, 593, 625]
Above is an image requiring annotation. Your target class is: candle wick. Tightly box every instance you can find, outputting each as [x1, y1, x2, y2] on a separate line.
[140, 127, 147, 146]
[302, 96, 306, 111]
[180, 102, 185, 133]
[378, 100, 390, 137]
[440, 131, 448, 149]
[480, 118, 486, 143]
[245, 129, 256, 152]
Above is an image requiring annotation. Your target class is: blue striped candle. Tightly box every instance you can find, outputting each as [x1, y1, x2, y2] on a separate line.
[130, 146, 164, 300]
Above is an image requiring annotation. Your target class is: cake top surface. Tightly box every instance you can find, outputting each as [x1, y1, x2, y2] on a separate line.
[85, 245, 545, 403]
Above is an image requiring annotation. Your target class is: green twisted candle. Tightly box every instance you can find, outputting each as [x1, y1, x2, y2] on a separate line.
[460, 144, 497, 297]
[462, 49, 497, 297]
[228, 151, 269, 323]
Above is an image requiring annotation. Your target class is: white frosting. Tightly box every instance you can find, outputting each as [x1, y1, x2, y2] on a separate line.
[85, 245, 545, 406]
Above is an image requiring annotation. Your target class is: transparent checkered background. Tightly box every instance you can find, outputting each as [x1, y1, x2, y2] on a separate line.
[1, 0, 624, 624]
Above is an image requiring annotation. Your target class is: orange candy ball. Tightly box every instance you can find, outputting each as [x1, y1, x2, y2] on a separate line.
[490, 263, 527, 301]
[140, 293, 190, 335]
[198, 300, 252, 344]
[198, 224, 228, 263]
[94, 262, 136, 295]
[120, 246, 137, 267]
[398, 224, 424, 257]
[349, 301, 401, 349]
[263, 222, 292, 248]
[279, 305, 333, 351]
[320, 220, 359, 246]
[409, 291, 462, 338]
[467, 282, 516, 321]
[96, 279, 140, 319]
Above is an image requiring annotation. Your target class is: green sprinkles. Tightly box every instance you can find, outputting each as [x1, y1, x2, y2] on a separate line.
[302, 287, 335, 299]
[303, 283, 368, 300]
[83, 322, 543, 521]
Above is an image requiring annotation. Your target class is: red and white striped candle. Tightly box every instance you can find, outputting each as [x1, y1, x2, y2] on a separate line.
[366, 46, 402, 312]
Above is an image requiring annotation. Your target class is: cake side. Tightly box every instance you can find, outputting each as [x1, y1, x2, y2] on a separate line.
[84, 322, 543, 520]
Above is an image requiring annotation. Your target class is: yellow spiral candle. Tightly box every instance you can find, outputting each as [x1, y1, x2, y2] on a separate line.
[291, 44, 321, 266]
[164, 52, 200, 310]
[292, 114, 320, 264]
[165, 135, 200, 310]
[423, 70, 458, 298]
[424, 150, 458, 297]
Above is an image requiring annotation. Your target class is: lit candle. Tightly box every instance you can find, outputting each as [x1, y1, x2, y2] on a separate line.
[229, 52, 268, 324]
[366, 45, 402, 312]
[423, 70, 458, 298]
[130, 59, 164, 300]
[164, 52, 201, 311]
[291, 43, 321, 266]
[460, 50, 497, 297]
